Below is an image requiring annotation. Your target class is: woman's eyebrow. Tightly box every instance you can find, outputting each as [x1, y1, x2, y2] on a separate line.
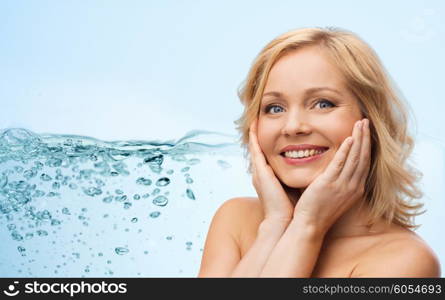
[262, 87, 343, 98]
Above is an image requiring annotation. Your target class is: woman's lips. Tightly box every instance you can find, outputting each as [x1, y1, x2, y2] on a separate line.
[281, 149, 328, 165]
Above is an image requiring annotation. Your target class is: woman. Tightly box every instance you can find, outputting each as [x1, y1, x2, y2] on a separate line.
[198, 27, 441, 277]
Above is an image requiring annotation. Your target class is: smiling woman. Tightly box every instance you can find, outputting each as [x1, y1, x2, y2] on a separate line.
[198, 27, 441, 278]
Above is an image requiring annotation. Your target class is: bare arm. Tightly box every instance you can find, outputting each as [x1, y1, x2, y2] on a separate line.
[259, 217, 325, 277]
[197, 197, 292, 277]
[230, 218, 290, 277]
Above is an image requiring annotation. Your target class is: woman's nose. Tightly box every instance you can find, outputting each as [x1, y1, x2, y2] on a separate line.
[281, 115, 312, 136]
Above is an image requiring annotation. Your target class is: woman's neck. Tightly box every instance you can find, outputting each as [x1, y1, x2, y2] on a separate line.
[322, 199, 387, 241]
[286, 185, 390, 240]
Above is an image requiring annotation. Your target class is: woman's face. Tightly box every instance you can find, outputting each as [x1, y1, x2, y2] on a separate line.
[257, 46, 363, 189]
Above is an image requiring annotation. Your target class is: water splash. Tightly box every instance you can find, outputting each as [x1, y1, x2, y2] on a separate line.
[0, 128, 244, 276]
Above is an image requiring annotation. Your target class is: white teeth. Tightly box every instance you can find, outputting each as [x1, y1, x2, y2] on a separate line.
[284, 149, 326, 159]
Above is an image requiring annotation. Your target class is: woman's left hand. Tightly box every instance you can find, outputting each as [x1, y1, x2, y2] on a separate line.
[293, 118, 371, 233]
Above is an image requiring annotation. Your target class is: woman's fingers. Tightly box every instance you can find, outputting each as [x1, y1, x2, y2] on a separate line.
[249, 118, 267, 168]
[338, 119, 363, 182]
[322, 135, 354, 181]
[351, 118, 371, 187]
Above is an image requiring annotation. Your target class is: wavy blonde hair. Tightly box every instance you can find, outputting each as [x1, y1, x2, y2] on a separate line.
[234, 27, 424, 230]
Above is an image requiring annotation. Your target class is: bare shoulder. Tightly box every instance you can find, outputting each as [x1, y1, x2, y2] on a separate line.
[221, 196, 264, 231]
[353, 228, 441, 277]
[197, 196, 263, 277]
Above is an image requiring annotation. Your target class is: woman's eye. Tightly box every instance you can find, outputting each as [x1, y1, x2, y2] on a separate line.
[264, 99, 335, 114]
[315, 99, 335, 109]
[265, 105, 283, 114]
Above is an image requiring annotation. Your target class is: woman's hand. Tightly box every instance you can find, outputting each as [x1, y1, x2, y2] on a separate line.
[293, 119, 371, 233]
[249, 118, 296, 223]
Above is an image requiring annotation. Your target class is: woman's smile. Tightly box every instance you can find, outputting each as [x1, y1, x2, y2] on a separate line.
[280, 148, 330, 165]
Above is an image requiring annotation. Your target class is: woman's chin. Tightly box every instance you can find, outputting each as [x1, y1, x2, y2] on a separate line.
[277, 176, 310, 189]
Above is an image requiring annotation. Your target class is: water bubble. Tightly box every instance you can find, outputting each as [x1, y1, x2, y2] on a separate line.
[95, 179, 105, 187]
[39, 210, 52, 220]
[62, 208, 71, 215]
[133, 194, 140, 200]
[171, 154, 186, 162]
[33, 190, 45, 197]
[12, 231, 23, 241]
[217, 160, 231, 169]
[40, 174, 52, 181]
[149, 211, 161, 218]
[112, 162, 129, 176]
[186, 189, 195, 200]
[144, 155, 163, 173]
[0, 174, 8, 188]
[166, 236, 173, 240]
[94, 161, 109, 170]
[166, 169, 174, 175]
[102, 196, 113, 203]
[155, 177, 170, 187]
[136, 177, 152, 186]
[123, 202, 132, 209]
[187, 158, 200, 165]
[79, 169, 94, 180]
[18, 246, 26, 256]
[46, 158, 62, 167]
[23, 169, 37, 179]
[115, 247, 129, 255]
[151, 188, 160, 196]
[152, 195, 168, 207]
[83, 187, 102, 197]
[181, 167, 190, 172]
[52, 182, 60, 189]
[68, 183, 78, 190]
[115, 189, 124, 195]
[51, 219, 61, 226]
[114, 195, 127, 202]
[37, 230, 48, 236]
[186, 241, 192, 250]
[14, 166, 24, 173]
[131, 218, 138, 223]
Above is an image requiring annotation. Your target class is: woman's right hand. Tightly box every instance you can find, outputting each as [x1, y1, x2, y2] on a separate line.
[249, 118, 296, 223]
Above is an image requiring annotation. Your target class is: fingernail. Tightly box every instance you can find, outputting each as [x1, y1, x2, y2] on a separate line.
[356, 121, 362, 129]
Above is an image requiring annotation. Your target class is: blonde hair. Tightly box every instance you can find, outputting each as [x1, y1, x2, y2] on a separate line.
[234, 27, 424, 230]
